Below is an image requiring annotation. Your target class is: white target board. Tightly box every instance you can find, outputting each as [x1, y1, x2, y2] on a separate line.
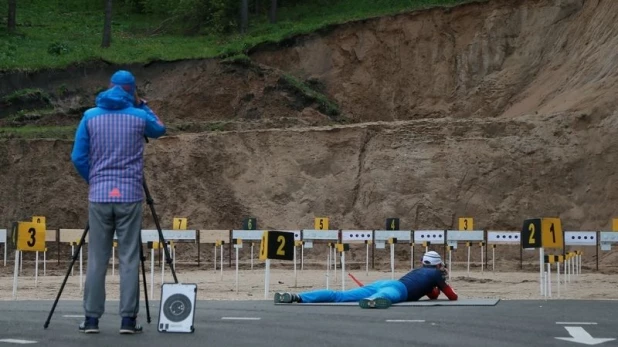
[564, 231, 597, 246]
[600, 232, 618, 251]
[374, 230, 411, 242]
[302, 230, 339, 241]
[341, 230, 373, 242]
[232, 230, 263, 241]
[0, 229, 6, 265]
[487, 231, 521, 244]
[446, 230, 484, 242]
[286, 230, 302, 241]
[158, 283, 197, 333]
[139, 230, 197, 243]
[413, 230, 445, 244]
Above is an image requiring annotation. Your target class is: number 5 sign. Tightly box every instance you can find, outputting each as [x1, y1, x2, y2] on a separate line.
[521, 218, 563, 249]
[16, 221, 46, 252]
[259, 230, 294, 261]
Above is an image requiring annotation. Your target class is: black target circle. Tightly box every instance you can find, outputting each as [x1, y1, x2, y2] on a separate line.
[163, 294, 192, 322]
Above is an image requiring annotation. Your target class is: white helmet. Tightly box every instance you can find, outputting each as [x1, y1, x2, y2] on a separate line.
[422, 251, 443, 266]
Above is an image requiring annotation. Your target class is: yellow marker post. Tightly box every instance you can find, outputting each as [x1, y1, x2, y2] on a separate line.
[314, 217, 329, 230]
[459, 217, 473, 231]
[522, 217, 564, 298]
[112, 241, 118, 276]
[234, 238, 243, 293]
[259, 230, 294, 298]
[173, 217, 187, 230]
[613, 219, 618, 232]
[13, 222, 46, 298]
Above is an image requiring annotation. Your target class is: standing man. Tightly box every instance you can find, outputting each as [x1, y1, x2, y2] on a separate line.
[71, 70, 166, 334]
[275, 251, 458, 308]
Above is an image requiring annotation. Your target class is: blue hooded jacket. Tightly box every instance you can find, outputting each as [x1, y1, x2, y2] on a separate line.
[70, 85, 166, 203]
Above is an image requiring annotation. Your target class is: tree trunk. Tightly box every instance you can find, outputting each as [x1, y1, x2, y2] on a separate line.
[7, 0, 16, 33]
[269, 0, 277, 24]
[255, 0, 259, 15]
[101, 0, 113, 48]
[240, 0, 249, 34]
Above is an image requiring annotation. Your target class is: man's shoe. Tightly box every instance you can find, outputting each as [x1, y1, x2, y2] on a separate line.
[359, 297, 392, 309]
[274, 292, 300, 303]
[78, 317, 99, 334]
[119, 317, 143, 334]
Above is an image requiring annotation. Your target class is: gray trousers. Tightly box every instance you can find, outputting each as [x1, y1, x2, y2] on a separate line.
[84, 202, 142, 318]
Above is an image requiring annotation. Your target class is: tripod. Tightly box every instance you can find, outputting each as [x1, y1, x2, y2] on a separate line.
[44, 177, 178, 329]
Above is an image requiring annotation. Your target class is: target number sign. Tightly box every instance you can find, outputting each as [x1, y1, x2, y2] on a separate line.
[459, 217, 473, 231]
[173, 217, 187, 230]
[314, 217, 329, 230]
[521, 218, 563, 249]
[16, 221, 46, 252]
[259, 230, 294, 261]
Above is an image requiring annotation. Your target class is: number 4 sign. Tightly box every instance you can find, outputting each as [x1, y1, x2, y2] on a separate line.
[522, 218, 563, 249]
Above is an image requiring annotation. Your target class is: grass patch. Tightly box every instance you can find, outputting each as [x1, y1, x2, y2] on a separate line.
[279, 74, 341, 118]
[1, 0, 480, 72]
[2, 88, 51, 105]
[0, 125, 76, 139]
[221, 53, 252, 66]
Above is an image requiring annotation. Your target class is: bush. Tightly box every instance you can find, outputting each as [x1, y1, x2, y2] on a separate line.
[47, 42, 71, 56]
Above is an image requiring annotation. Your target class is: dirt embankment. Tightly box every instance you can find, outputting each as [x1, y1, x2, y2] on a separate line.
[1, 0, 618, 268]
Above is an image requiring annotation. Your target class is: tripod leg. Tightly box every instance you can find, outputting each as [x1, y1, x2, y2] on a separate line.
[143, 178, 178, 283]
[139, 235, 151, 324]
[44, 223, 89, 329]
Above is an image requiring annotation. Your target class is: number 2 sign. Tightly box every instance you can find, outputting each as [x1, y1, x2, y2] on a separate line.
[259, 230, 294, 261]
[521, 218, 563, 249]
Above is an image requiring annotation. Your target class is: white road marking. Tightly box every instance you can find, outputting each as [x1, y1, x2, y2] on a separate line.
[0, 339, 37, 344]
[556, 322, 597, 325]
[385, 319, 425, 323]
[62, 315, 83, 318]
[221, 317, 261, 320]
[555, 326, 615, 345]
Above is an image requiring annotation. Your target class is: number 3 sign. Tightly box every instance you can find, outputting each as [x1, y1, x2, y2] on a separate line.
[16, 221, 46, 252]
[259, 231, 294, 261]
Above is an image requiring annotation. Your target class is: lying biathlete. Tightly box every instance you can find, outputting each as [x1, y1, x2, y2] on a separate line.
[274, 251, 458, 308]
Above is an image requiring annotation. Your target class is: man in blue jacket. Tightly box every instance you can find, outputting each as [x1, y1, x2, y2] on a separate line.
[71, 70, 166, 334]
[275, 251, 458, 308]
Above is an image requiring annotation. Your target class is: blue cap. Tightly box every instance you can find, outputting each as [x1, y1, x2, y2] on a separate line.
[110, 70, 136, 94]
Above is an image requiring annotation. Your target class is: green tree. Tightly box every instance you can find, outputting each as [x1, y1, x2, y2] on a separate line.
[269, 0, 276, 23]
[240, 0, 248, 33]
[7, 0, 16, 33]
[102, 0, 113, 47]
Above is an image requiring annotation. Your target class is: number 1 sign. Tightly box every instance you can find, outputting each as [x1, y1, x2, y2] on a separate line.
[522, 218, 563, 249]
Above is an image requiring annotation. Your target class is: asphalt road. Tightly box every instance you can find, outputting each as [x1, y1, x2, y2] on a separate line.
[0, 299, 616, 347]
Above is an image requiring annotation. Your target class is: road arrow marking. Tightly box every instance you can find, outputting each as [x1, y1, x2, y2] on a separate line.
[221, 317, 261, 320]
[386, 319, 425, 323]
[555, 326, 616, 345]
